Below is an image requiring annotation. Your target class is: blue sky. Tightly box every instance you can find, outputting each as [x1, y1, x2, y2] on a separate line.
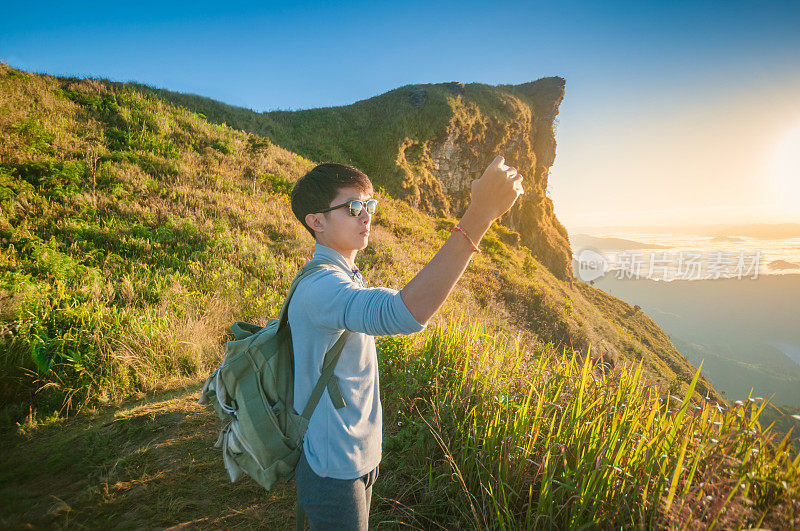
[3, 0, 800, 228]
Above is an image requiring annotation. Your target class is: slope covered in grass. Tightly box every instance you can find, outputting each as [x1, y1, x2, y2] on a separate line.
[1, 63, 720, 424]
[4, 64, 797, 526]
[2, 316, 798, 528]
[126, 77, 575, 282]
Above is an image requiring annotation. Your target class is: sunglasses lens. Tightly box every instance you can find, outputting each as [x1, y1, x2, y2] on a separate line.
[347, 199, 378, 216]
[348, 201, 363, 216]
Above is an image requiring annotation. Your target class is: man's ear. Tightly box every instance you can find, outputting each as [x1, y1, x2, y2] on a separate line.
[305, 212, 325, 235]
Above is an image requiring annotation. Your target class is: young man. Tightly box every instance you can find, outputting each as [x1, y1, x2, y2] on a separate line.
[289, 156, 523, 529]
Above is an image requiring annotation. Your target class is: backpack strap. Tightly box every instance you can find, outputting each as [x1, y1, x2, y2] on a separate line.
[276, 258, 352, 332]
[286, 259, 353, 530]
[294, 330, 347, 531]
[301, 329, 349, 418]
[278, 258, 355, 412]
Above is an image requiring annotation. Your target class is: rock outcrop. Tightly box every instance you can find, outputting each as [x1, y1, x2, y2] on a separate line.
[391, 78, 572, 280]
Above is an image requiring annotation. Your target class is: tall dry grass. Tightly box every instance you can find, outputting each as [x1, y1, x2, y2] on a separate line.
[376, 314, 800, 528]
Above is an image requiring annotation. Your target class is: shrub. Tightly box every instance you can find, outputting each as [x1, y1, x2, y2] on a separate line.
[1, 160, 87, 200]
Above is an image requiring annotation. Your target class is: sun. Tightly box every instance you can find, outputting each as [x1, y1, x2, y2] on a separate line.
[769, 124, 800, 219]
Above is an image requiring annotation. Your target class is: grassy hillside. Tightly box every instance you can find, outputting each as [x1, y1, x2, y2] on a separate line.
[124, 81, 500, 198]
[125, 77, 576, 281]
[1, 64, 798, 527]
[0, 62, 720, 420]
[3, 320, 799, 528]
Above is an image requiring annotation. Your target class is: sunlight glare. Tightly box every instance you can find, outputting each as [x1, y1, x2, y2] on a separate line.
[769, 124, 800, 218]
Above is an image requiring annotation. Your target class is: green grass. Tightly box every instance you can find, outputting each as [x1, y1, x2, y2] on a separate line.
[0, 63, 314, 420]
[123, 78, 563, 218]
[3, 314, 796, 528]
[1, 63, 798, 527]
[376, 315, 799, 528]
[1, 62, 721, 425]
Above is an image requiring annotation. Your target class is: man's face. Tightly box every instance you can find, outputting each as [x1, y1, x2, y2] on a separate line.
[308, 186, 374, 253]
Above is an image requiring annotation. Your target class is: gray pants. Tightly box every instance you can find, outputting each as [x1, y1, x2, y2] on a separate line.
[295, 451, 380, 530]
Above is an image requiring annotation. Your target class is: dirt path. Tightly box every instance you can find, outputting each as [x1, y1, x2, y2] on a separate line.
[0, 383, 299, 529]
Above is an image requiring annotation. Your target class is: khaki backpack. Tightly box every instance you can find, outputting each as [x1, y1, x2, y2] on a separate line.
[199, 258, 351, 523]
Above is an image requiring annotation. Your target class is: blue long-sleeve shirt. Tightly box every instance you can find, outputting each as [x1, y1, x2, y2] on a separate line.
[288, 243, 427, 479]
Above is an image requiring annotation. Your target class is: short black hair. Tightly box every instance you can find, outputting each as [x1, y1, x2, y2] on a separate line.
[291, 163, 373, 239]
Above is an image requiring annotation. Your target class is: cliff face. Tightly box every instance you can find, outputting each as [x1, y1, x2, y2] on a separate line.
[394, 79, 572, 280]
[266, 79, 573, 280]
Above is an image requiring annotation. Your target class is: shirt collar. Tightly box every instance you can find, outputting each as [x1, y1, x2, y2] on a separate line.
[313, 243, 359, 277]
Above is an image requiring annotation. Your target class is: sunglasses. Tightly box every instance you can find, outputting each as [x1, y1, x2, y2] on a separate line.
[316, 199, 378, 217]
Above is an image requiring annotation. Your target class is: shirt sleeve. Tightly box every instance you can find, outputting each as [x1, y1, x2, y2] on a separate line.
[296, 268, 426, 336]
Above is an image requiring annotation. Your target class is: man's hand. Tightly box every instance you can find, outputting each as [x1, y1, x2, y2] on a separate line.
[469, 155, 524, 221]
[399, 154, 524, 326]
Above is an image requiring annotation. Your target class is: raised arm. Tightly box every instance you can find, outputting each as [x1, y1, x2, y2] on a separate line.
[400, 155, 524, 326]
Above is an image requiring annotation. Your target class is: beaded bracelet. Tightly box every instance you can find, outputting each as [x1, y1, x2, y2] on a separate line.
[451, 224, 481, 253]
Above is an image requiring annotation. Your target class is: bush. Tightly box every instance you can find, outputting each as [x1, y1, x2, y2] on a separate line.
[14, 117, 54, 154]
[0, 160, 87, 200]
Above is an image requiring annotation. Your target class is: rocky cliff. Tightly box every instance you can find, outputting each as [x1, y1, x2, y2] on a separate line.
[393, 79, 571, 281]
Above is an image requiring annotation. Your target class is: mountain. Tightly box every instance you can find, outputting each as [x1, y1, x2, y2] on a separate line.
[5, 63, 800, 530]
[706, 223, 800, 240]
[0, 62, 719, 421]
[570, 233, 671, 252]
[769, 259, 800, 270]
[125, 78, 574, 281]
[592, 274, 800, 407]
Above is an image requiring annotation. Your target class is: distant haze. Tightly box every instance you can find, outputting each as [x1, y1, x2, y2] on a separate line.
[570, 223, 800, 240]
[592, 274, 800, 407]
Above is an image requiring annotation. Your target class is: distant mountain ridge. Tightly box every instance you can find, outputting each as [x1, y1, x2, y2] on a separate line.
[570, 234, 671, 252]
